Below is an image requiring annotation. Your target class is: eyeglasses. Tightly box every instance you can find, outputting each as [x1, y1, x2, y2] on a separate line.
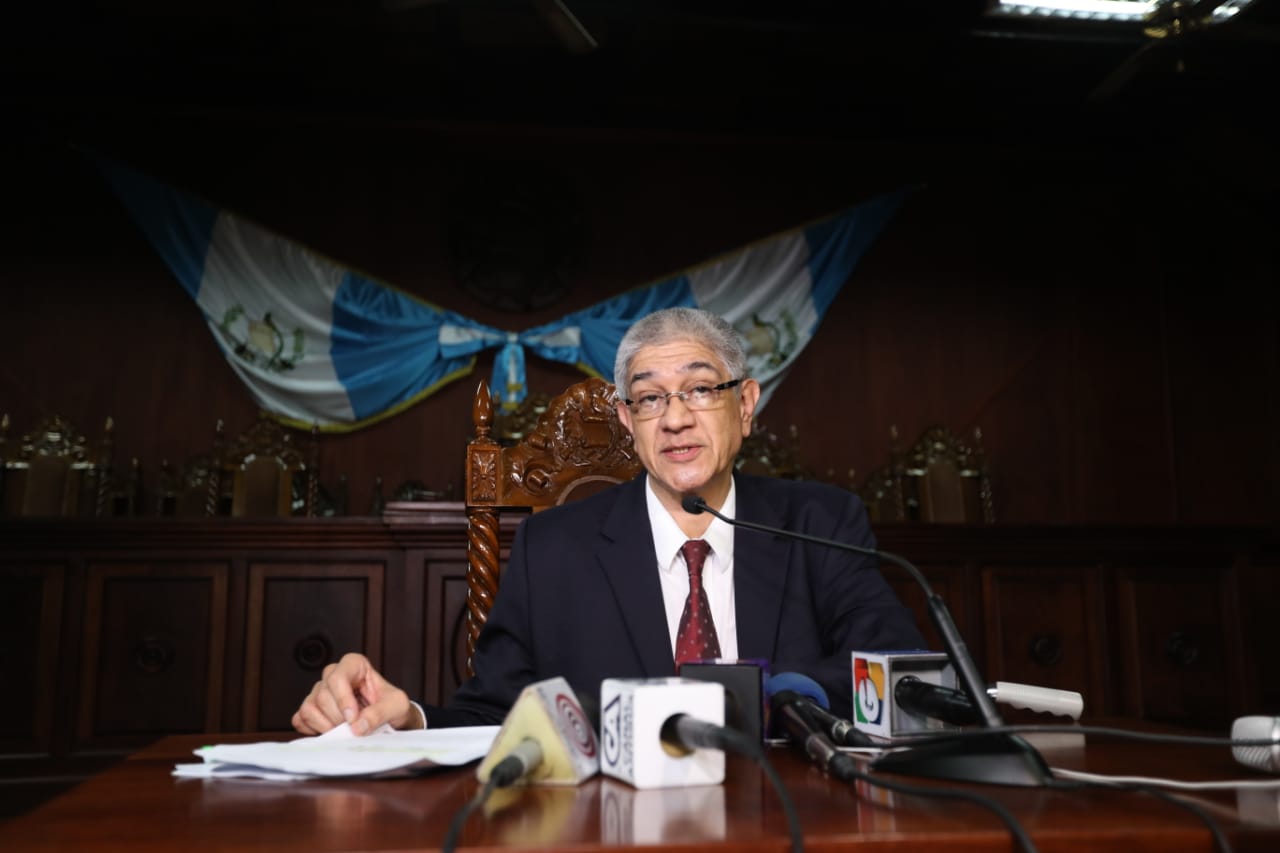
[623, 379, 743, 420]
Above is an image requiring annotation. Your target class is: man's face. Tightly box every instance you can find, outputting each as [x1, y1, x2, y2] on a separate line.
[616, 338, 760, 511]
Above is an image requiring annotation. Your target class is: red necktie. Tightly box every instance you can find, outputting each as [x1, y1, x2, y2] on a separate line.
[674, 539, 721, 667]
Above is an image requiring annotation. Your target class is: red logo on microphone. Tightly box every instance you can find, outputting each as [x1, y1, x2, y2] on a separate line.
[556, 693, 598, 758]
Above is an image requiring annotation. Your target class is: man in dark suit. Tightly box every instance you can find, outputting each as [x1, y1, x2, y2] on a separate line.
[293, 306, 923, 734]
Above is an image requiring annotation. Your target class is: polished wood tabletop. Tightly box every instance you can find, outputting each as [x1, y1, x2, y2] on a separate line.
[1, 726, 1277, 852]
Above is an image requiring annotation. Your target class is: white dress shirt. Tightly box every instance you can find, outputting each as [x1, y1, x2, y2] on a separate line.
[646, 476, 738, 661]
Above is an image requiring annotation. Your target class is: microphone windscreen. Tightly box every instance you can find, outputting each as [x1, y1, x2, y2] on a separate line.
[680, 494, 705, 514]
[600, 677, 725, 788]
[764, 672, 830, 710]
[476, 676, 600, 785]
[1232, 715, 1280, 773]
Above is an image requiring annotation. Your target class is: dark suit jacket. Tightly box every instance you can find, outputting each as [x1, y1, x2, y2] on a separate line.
[426, 472, 925, 726]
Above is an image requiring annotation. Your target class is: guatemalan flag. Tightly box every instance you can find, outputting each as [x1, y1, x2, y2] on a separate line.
[97, 157, 480, 430]
[100, 154, 909, 428]
[453, 187, 913, 411]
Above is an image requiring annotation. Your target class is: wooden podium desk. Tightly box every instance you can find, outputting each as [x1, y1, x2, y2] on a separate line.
[1, 728, 1276, 852]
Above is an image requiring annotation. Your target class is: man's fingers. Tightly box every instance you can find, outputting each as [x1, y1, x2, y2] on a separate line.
[312, 682, 346, 726]
[294, 653, 413, 737]
[324, 658, 366, 723]
[293, 701, 337, 735]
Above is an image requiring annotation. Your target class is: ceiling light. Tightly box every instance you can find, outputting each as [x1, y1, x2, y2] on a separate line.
[986, 0, 1257, 24]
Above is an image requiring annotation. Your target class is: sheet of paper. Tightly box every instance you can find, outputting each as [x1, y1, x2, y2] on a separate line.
[172, 724, 500, 780]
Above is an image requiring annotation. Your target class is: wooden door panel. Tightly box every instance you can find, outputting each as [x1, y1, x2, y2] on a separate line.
[0, 562, 64, 753]
[982, 565, 1107, 715]
[78, 562, 228, 748]
[1115, 566, 1243, 728]
[243, 563, 385, 731]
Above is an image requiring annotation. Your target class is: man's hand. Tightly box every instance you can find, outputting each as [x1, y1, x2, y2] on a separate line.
[291, 653, 418, 736]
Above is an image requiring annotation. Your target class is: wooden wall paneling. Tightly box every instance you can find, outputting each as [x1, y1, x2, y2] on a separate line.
[378, 548, 420, 705]
[219, 556, 250, 733]
[386, 502, 521, 708]
[0, 562, 65, 755]
[242, 562, 386, 731]
[1237, 553, 1280, 713]
[980, 564, 1109, 717]
[1114, 562, 1247, 730]
[76, 562, 228, 749]
[881, 561, 972, 660]
[419, 550, 472, 708]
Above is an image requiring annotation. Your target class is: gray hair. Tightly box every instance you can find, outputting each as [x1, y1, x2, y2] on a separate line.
[613, 307, 748, 395]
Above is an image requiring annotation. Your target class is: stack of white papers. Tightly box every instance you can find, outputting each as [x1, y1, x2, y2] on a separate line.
[173, 723, 500, 781]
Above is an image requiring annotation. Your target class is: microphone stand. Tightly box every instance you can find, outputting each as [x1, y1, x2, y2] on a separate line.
[686, 495, 1052, 787]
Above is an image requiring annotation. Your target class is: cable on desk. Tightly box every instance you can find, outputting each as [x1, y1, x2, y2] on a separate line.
[897, 722, 1279, 751]
[442, 773, 496, 850]
[859, 720, 1275, 853]
[705, 725, 805, 853]
[1050, 776, 1233, 853]
[827, 759, 1039, 853]
[440, 774, 499, 853]
[438, 751, 538, 853]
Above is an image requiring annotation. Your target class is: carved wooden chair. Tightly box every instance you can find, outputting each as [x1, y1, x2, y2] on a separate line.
[0, 413, 115, 517]
[209, 413, 320, 517]
[156, 421, 226, 517]
[859, 423, 994, 523]
[463, 376, 643, 675]
[735, 420, 814, 480]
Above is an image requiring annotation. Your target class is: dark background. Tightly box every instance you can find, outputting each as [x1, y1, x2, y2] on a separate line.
[4, 0, 1279, 523]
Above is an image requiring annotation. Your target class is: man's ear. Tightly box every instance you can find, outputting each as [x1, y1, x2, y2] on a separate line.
[616, 402, 635, 436]
[738, 379, 761, 436]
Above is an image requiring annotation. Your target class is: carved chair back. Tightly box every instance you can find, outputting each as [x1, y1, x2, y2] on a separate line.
[212, 413, 319, 517]
[0, 413, 114, 517]
[858, 424, 994, 523]
[463, 377, 643, 675]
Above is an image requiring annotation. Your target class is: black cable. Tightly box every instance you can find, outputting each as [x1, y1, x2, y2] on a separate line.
[708, 725, 805, 853]
[863, 719, 1270, 853]
[891, 721, 1279, 750]
[823, 756, 1040, 853]
[440, 773, 499, 853]
[440, 753, 526, 853]
[1051, 776, 1234, 853]
[1138, 786, 1232, 853]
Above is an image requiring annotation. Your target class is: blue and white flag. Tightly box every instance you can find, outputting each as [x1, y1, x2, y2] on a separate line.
[101, 154, 908, 426]
[474, 188, 911, 410]
[97, 158, 479, 430]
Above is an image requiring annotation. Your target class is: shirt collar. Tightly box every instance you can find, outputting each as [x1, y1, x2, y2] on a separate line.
[646, 475, 736, 575]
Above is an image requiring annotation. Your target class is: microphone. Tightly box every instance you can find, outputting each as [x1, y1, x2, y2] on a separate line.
[1232, 715, 1280, 773]
[475, 676, 600, 787]
[895, 676, 982, 727]
[678, 659, 767, 741]
[765, 672, 876, 748]
[661, 714, 737, 752]
[600, 677, 727, 788]
[683, 493, 1052, 787]
[769, 688, 860, 782]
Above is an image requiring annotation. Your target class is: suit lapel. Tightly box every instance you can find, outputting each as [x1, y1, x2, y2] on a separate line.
[732, 475, 791, 660]
[598, 476, 678, 676]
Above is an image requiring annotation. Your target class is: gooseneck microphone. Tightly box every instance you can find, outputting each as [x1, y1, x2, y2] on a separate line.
[770, 689, 860, 782]
[765, 671, 877, 748]
[682, 493, 1052, 787]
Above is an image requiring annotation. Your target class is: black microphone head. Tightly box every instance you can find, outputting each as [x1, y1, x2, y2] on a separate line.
[769, 689, 803, 715]
[765, 672, 830, 709]
[680, 494, 706, 514]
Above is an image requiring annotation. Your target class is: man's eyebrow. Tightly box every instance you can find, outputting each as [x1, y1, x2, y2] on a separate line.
[629, 361, 720, 385]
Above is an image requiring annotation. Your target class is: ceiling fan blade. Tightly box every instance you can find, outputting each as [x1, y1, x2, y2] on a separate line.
[533, 0, 598, 54]
[1088, 39, 1166, 100]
